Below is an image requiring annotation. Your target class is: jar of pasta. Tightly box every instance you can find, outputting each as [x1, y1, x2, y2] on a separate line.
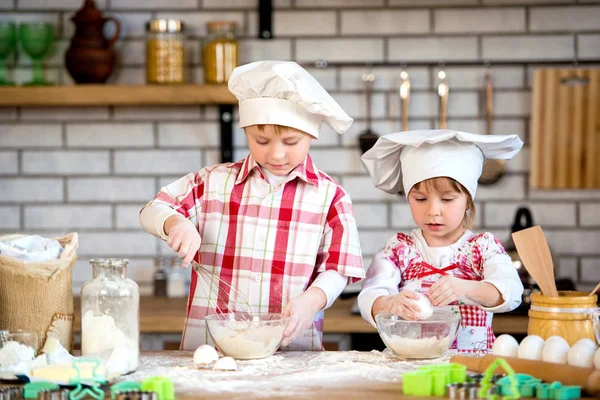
[146, 19, 185, 84]
[203, 21, 238, 84]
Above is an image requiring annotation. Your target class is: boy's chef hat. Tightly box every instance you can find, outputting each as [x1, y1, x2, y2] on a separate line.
[361, 129, 523, 199]
[228, 60, 352, 139]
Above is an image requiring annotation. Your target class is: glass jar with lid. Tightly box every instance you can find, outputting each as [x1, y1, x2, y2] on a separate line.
[80, 258, 139, 374]
[146, 19, 185, 84]
[203, 21, 238, 84]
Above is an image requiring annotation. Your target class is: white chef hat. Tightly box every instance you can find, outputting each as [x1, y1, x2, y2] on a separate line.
[361, 129, 523, 199]
[228, 60, 353, 139]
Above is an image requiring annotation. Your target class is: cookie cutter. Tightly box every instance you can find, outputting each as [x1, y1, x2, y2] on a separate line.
[140, 376, 175, 400]
[403, 363, 467, 397]
[37, 389, 70, 400]
[0, 386, 22, 400]
[114, 391, 157, 400]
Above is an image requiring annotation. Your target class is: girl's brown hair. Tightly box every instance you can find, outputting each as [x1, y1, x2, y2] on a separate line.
[411, 177, 476, 229]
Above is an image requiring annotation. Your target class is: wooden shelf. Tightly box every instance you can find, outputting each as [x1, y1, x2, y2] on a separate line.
[0, 84, 237, 107]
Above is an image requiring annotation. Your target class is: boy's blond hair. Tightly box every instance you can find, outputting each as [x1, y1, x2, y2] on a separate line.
[256, 124, 284, 135]
[412, 177, 476, 229]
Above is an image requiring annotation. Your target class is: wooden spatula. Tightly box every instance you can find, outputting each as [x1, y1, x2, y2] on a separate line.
[512, 225, 559, 297]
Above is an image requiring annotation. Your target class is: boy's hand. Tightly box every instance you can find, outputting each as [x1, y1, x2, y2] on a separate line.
[427, 276, 477, 306]
[165, 216, 201, 268]
[281, 288, 327, 347]
[375, 291, 423, 321]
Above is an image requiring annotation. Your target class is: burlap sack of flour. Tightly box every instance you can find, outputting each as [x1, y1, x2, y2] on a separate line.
[0, 232, 78, 352]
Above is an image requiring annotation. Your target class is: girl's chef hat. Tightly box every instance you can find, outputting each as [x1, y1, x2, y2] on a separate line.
[361, 129, 523, 199]
[228, 60, 352, 139]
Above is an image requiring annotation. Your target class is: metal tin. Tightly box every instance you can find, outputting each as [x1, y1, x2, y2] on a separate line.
[0, 386, 22, 400]
[114, 390, 158, 400]
[37, 389, 70, 400]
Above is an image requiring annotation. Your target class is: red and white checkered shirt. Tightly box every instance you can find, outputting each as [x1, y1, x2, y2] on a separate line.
[142, 154, 364, 351]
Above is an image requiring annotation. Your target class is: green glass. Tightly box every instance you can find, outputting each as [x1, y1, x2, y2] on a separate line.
[0, 21, 17, 86]
[19, 22, 54, 86]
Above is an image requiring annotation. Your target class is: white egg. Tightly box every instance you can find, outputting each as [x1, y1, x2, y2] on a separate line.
[193, 344, 219, 368]
[568, 339, 597, 368]
[412, 293, 433, 320]
[213, 356, 238, 371]
[518, 335, 545, 360]
[594, 347, 600, 369]
[492, 334, 519, 357]
[542, 336, 570, 364]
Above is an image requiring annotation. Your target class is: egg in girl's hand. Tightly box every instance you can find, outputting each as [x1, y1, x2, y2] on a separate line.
[567, 339, 597, 368]
[492, 334, 519, 357]
[193, 344, 219, 368]
[412, 293, 433, 320]
[542, 336, 570, 364]
[518, 335, 545, 360]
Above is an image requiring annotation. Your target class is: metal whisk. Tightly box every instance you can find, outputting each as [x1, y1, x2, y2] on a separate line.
[190, 260, 255, 321]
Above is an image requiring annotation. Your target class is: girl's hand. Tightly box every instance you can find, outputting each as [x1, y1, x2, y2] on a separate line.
[165, 216, 201, 268]
[427, 276, 477, 306]
[281, 288, 326, 347]
[376, 290, 423, 320]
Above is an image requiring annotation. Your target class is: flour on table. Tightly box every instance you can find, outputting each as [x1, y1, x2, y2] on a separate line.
[121, 350, 453, 397]
[0, 341, 36, 379]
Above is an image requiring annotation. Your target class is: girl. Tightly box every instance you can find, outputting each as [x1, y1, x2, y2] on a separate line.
[358, 129, 524, 352]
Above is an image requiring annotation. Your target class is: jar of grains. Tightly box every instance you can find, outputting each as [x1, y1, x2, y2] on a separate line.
[146, 19, 185, 84]
[203, 21, 238, 84]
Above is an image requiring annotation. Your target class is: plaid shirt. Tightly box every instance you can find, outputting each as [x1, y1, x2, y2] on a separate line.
[144, 154, 364, 351]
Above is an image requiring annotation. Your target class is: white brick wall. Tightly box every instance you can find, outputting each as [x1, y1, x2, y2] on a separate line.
[1, 0, 600, 291]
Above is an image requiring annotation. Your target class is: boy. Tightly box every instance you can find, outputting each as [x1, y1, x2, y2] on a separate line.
[140, 61, 364, 350]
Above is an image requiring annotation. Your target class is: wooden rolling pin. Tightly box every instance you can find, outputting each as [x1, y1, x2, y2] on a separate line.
[451, 354, 600, 395]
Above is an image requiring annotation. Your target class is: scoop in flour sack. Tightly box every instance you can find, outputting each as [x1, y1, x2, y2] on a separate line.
[411, 292, 434, 320]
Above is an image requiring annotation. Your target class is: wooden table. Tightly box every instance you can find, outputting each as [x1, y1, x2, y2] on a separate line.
[73, 297, 529, 335]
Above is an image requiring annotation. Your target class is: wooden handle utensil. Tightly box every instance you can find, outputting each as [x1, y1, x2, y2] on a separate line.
[450, 354, 600, 395]
[512, 225, 558, 297]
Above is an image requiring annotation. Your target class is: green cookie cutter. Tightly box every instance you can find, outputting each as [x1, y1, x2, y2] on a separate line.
[23, 381, 60, 399]
[403, 363, 467, 397]
[68, 358, 106, 400]
[141, 376, 175, 400]
[478, 358, 520, 400]
[535, 381, 581, 400]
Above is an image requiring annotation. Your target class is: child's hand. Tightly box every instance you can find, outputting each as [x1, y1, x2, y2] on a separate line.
[383, 291, 423, 320]
[281, 288, 327, 347]
[165, 216, 201, 268]
[427, 276, 477, 306]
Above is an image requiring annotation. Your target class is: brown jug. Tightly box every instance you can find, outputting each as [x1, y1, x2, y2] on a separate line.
[65, 0, 120, 84]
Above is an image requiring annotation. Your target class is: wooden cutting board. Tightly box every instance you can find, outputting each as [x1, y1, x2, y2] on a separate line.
[530, 68, 600, 189]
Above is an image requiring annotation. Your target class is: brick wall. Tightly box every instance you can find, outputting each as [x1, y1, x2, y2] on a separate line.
[1, 0, 599, 295]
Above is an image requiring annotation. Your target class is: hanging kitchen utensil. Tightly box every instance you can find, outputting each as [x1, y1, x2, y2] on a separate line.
[437, 69, 449, 129]
[512, 226, 559, 297]
[399, 69, 410, 131]
[478, 66, 506, 185]
[358, 66, 379, 155]
[530, 68, 600, 189]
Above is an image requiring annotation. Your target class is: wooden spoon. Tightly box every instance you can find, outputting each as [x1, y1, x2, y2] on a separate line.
[589, 282, 600, 296]
[512, 226, 559, 297]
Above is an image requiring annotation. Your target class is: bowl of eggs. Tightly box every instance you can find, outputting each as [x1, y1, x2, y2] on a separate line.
[205, 312, 289, 360]
[375, 309, 461, 359]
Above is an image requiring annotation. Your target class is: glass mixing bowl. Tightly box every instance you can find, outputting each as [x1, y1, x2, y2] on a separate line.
[375, 310, 461, 359]
[205, 312, 289, 360]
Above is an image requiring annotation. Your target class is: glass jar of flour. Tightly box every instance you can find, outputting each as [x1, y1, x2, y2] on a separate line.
[81, 258, 139, 374]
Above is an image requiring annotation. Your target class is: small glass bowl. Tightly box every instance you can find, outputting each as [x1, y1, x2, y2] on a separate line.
[205, 312, 289, 360]
[375, 310, 461, 359]
[0, 331, 38, 380]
